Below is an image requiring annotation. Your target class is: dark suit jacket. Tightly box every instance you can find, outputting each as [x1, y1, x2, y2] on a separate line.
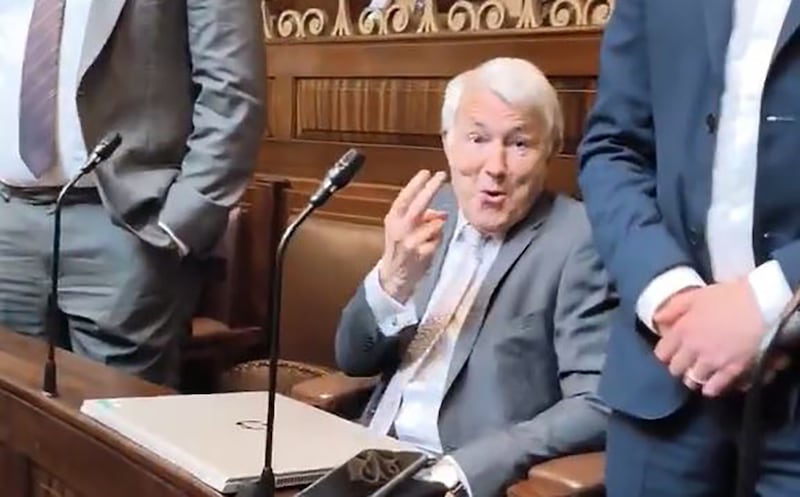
[335, 187, 617, 496]
[76, 0, 265, 256]
[578, 0, 800, 420]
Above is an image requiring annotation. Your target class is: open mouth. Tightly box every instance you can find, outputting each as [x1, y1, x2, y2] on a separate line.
[481, 189, 505, 198]
[479, 189, 506, 205]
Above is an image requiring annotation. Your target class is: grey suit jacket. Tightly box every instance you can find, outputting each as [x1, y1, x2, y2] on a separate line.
[335, 187, 617, 497]
[75, 0, 266, 255]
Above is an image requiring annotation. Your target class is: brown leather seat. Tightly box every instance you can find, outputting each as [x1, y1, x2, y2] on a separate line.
[182, 207, 256, 392]
[182, 180, 288, 392]
[280, 216, 384, 368]
[219, 215, 383, 395]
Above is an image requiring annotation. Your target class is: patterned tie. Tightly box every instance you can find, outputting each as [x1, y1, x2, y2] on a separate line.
[369, 225, 485, 436]
[19, 0, 66, 178]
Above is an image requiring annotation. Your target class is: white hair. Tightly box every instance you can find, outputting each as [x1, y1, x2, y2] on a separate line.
[440, 57, 564, 155]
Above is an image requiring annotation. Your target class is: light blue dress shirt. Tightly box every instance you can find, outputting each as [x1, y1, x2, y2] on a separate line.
[0, 0, 92, 187]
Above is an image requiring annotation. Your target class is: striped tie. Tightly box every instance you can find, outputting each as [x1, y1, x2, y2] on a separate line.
[19, 0, 66, 178]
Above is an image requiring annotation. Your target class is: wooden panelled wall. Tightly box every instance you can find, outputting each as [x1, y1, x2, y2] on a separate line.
[256, 29, 603, 224]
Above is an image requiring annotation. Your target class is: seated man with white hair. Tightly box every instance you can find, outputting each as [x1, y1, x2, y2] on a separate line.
[335, 57, 616, 496]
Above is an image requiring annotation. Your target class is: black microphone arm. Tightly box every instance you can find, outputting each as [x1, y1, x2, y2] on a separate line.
[42, 132, 122, 398]
[236, 148, 365, 497]
[734, 287, 800, 497]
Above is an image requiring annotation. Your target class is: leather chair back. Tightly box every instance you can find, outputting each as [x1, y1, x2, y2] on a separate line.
[280, 216, 384, 368]
[194, 207, 242, 325]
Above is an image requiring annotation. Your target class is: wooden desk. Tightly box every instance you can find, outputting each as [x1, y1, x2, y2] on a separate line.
[0, 327, 296, 497]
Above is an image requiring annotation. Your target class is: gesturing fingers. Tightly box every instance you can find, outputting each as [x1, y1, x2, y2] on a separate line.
[390, 170, 434, 218]
[421, 209, 447, 222]
[405, 217, 446, 253]
[405, 171, 447, 222]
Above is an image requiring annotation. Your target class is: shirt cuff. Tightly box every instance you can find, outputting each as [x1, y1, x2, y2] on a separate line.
[426, 456, 472, 497]
[747, 260, 793, 330]
[363, 263, 418, 337]
[158, 221, 189, 257]
[636, 265, 706, 332]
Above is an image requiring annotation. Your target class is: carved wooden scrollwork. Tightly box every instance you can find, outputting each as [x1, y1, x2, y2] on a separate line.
[303, 8, 329, 36]
[477, 0, 509, 30]
[446, 0, 479, 31]
[584, 0, 614, 26]
[265, 0, 614, 40]
[548, 0, 585, 27]
[358, 3, 414, 35]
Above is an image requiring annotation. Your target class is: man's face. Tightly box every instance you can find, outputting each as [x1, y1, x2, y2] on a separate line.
[443, 87, 549, 237]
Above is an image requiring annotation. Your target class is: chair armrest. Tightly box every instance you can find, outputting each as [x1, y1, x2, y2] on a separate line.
[290, 372, 379, 418]
[506, 452, 605, 497]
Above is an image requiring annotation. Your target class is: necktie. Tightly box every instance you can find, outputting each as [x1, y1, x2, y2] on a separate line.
[369, 225, 485, 436]
[19, 0, 66, 178]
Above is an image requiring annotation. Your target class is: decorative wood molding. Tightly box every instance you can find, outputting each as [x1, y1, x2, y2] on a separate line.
[262, 0, 612, 39]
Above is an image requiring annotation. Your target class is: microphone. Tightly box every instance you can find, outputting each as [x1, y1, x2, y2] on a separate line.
[308, 148, 365, 208]
[734, 287, 800, 497]
[236, 148, 365, 497]
[42, 133, 122, 397]
[84, 133, 122, 174]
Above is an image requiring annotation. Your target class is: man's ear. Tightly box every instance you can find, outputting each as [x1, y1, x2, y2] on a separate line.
[441, 131, 450, 156]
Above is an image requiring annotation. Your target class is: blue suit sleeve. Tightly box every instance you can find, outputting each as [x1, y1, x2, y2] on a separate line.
[577, 0, 695, 309]
[772, 242, 800, 295]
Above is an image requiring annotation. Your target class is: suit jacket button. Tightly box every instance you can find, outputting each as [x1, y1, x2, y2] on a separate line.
[705, 113, 717, 134]
[688, 228, 699, 246]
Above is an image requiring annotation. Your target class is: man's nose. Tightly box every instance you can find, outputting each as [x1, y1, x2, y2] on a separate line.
[483, 141, 507, 177]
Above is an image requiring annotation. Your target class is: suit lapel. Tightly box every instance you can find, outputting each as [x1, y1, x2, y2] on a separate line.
[79, 0, 127, 80]
[442, 193, 553, 395]
[701, 0, 733, 87]
[773, 0, 800, 63]
[413, 194, 458, 315]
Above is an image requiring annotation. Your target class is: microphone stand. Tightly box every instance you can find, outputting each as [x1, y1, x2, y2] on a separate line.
[236, 203, 316, 497]
[236, 148, 364, 497]
[41, 172, 86, 397]
[42, 133, 122, 397]
[734, 289, 800, 497]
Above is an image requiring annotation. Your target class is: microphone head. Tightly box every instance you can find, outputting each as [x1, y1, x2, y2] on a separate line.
[329, 148, 365, 189]
[92, 132, 122, 162]
[308, 148, 365, 208]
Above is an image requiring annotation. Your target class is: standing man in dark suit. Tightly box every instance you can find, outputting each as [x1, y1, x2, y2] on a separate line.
[336, 57, 616, 496]
[579, 0, 800, 494]
[0, 1, 265, 386]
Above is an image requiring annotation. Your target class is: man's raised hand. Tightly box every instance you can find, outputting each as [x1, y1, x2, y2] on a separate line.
[378, 170, 448, 303]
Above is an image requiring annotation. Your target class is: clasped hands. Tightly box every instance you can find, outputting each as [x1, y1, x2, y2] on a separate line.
[653, 280, 790, 397]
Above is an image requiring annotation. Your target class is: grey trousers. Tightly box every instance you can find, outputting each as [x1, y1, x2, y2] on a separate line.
[0, 185, 201, 387]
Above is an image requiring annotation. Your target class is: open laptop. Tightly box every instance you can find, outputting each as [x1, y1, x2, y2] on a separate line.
[80, 391, 415, 494]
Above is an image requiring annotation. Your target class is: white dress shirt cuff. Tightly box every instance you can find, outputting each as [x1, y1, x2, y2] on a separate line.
[426, 456, 473, 497]
[636, 266, 706, 332]
[747, 260, 794, 329]
[158, 221, 189, 257]
[364, 264, 418, 336]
